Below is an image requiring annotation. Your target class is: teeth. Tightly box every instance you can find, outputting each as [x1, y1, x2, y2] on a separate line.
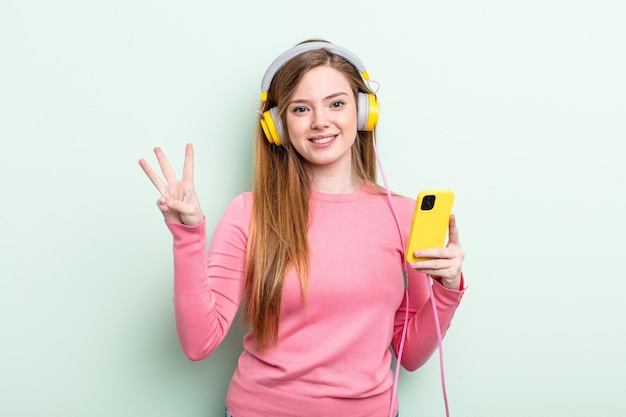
[311, 136, 335, 144]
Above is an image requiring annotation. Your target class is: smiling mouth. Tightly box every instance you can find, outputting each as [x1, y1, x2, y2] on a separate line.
[310, 135, 337, 144]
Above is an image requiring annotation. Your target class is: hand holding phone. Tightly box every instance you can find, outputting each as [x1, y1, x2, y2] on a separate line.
[406, 190, 455, 263]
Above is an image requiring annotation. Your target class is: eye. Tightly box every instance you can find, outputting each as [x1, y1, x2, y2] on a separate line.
[331, 100, 345, 109]
[291, 106, 308, 113]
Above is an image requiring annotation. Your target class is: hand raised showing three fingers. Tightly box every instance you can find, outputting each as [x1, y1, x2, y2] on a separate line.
[138, 144, 204, 226]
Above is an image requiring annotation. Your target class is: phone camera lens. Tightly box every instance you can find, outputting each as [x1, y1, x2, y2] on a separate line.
[421, 195, 436, 211]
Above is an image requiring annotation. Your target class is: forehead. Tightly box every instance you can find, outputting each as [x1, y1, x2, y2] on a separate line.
[292, 66, 353, 97]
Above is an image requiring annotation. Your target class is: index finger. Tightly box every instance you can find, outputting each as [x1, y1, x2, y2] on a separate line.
[154, 146, 180, 185]
[182, 143, 194, 180]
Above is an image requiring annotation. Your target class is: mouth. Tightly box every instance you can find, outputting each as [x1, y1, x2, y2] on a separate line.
[309, 134, 337, 145]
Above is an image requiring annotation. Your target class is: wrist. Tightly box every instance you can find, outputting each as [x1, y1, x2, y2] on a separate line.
[436, 273, 463, 291]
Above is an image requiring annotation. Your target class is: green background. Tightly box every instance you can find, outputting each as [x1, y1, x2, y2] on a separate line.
[1, 0, 624, 415]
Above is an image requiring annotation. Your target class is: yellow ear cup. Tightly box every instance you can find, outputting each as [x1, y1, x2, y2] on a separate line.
[364, 93, 379, 132]
[357, 92, 379, 132]
[260, 118, 275, 144]
[261, 108, 283, 146]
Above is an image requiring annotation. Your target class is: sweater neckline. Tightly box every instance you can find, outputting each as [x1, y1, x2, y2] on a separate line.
[309, 183, 371, 202]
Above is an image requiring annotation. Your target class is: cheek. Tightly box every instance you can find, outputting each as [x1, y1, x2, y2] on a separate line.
[342, 108, 359, 131]
[343, 117, 358, 139]
[286, 115, 308, 138]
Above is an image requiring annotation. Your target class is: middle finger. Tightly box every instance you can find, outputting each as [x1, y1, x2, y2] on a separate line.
[154, 147, 179, 185]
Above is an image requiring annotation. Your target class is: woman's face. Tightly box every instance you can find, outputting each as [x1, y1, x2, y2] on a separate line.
[285, 65, 358, 175]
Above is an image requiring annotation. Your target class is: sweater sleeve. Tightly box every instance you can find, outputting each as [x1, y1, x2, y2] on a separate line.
[166, 194, 250, 361]
[391, 269, 465, 371]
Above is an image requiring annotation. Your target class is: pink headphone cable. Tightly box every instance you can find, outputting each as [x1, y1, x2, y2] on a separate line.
[251, 81, 451, 415]
[252, 101, 263, 116]
[372, 134, 450, 417]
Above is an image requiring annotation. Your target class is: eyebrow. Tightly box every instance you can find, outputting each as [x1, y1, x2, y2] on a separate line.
[288, 91, 350, 105]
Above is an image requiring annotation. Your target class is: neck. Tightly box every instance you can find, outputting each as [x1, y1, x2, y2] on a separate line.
[308, 167, 363, 194]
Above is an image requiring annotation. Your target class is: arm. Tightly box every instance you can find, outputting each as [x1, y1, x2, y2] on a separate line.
[392, 213, 466, 370]
[139, 144, 249, 360]
[392, 273, 465, 371]
[168, 195, 250, 360]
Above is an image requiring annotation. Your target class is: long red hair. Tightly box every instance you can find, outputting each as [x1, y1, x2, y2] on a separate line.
[243, 42, 380, 350]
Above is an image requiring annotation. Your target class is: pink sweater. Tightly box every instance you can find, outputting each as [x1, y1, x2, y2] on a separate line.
[167, 185, 465, 417]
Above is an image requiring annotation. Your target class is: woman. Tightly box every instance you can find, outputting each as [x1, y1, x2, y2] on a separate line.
[139, 40, 465, 417]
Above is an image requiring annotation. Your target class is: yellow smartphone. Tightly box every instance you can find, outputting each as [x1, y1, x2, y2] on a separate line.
[406, 190, 455, 262]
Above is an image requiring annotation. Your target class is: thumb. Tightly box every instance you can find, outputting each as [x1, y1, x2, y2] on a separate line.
[165, 197, 203, 226]
[447, 214, 461, 246]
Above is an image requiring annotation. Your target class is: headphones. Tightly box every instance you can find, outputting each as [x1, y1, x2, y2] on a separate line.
[259, 42, 379, 146]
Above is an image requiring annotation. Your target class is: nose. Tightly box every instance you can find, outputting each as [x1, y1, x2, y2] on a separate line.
[311, 109, 330, 130]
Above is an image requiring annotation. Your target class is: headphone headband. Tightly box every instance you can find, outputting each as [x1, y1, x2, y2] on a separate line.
[260, 42, 370, 101]
[258, 41, 379, 146]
